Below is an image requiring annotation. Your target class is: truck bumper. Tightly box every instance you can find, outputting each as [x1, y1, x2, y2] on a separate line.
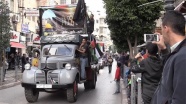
[21, 83, 71, 89]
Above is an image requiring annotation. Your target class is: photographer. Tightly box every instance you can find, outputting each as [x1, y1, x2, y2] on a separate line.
[130, 42, 163, 104]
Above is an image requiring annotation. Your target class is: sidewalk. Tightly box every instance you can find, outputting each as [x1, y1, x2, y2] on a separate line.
[0, 69, 22, 90]
[120, 79, 129, 104]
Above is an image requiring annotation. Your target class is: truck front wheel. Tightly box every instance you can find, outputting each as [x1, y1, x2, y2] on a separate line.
[25, 88, 39, 103]
[67, 81, 78, 103]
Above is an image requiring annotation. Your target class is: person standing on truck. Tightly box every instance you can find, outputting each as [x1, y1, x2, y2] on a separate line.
[77, 38, 89, 80]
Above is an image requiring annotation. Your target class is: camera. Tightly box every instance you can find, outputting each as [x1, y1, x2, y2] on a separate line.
[144, 34, 159, 42]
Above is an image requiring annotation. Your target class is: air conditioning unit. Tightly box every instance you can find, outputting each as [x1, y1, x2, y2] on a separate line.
[12, 15, 20, 23]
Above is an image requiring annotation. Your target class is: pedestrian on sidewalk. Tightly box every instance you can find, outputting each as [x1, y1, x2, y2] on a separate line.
[21, 54, 27, 73]
[107, 55, 113, 73]
[130, 42, 163, 104]
[2, 57, 8, 82]
[151, 11, 186, 104]
[114, 62, 121, 94]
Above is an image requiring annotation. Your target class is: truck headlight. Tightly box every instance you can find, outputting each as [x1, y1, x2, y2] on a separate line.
[25, 63, 31, 70]
[65, 63, 72, 70]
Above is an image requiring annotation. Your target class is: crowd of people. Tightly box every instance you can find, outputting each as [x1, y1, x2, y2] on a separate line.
[113, 11, 186, 104]
[2, 52, 31, 81]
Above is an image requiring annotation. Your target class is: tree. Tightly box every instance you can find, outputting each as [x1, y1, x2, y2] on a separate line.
[0, 1, 11, 82]
[103, 0, 163, 58]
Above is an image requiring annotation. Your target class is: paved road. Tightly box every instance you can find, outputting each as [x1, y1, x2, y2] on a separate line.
[0, 62, 121, 104]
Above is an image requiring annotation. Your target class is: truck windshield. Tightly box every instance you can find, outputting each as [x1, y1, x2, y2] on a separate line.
[43, 47, 73, 57]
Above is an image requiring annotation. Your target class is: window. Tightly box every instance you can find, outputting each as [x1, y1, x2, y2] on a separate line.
[96, 28, 99, 32]
[103, 27, 107, 33]
[71, 0, 77, 4]
[100, 18, 105, 24]
[60, 0, 66, 4]
[100, 27, 103, 34]
[96, 20, 99, 23]
[43, 47, 73, 56]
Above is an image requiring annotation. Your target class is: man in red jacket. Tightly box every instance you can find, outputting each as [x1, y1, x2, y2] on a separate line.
[114, 62, 121, 94]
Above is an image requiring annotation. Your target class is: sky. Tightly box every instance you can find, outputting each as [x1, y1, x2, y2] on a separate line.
[85, 0, 105, 13]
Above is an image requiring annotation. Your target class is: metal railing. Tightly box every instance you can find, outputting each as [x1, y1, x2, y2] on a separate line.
[130, 73, 143, 104]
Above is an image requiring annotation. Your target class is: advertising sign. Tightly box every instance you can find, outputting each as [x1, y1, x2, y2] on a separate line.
[41, 4, 86, 35]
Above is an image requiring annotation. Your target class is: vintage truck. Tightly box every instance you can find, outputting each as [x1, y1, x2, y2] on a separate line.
[21, 2, 99, 103]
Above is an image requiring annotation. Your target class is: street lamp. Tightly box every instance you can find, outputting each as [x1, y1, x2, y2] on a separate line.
[164, 0, 174, 11]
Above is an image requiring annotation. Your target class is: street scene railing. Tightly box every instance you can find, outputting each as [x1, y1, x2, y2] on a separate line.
[130, 73, 143, 104]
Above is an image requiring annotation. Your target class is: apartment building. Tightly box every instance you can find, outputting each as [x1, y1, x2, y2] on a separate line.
[93, 11, 112, 50]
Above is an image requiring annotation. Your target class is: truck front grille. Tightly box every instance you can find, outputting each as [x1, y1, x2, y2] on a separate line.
[40, 63, 57, 69]
[35, 72, 46, 84]
[47, 72, 59, 84]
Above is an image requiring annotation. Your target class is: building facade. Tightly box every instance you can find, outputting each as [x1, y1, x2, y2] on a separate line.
[93, 11, 112, 51]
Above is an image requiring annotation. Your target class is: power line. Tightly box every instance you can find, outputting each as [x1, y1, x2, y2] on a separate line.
[138, 0, 163, 7]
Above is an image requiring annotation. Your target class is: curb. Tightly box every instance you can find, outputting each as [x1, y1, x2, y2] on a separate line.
[0, 81, 21, 90]
[120, 79, 128, 104]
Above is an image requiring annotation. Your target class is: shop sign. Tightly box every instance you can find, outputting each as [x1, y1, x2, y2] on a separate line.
[33, 34, 40, 44]
[25, 9, 39, 17]
[10, 31, 20, 43]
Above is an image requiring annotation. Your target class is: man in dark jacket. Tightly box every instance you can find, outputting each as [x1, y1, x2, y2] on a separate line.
[151, 11, 186, 104]
[131, 42, 163, 104]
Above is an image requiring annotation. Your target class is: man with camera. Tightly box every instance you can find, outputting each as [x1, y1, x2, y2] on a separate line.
[151, 11, 186, 104]
[130, 42, 163, 104]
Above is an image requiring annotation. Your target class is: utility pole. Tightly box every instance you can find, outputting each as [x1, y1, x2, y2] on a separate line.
[164, 0, 175, 11]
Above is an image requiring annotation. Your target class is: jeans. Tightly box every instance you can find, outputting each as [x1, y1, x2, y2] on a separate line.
[80, 58, 88, 79]
[2, 68, 6, 81]
[108, 65, 112, 73]
[116, 80, 120, 92]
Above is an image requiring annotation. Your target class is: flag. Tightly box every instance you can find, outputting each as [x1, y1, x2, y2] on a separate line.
[95, 43, 104, 58]
[73, 0, 86, 22]
[90, 37, 96, 48]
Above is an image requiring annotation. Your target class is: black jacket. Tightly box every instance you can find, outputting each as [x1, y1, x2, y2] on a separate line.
[151, 39, 186, 104]
[131, 56, 163, 98]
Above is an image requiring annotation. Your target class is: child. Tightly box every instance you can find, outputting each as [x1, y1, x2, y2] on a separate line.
[114, 62, 121, 94]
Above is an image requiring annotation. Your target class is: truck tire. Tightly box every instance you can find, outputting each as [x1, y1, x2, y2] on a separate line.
[25, 88, 39, 103]
[84, 81, 90, 89]
[90, 71, 96, 89]
[67, 81, 78, 103]
[97, 67, 100, 74]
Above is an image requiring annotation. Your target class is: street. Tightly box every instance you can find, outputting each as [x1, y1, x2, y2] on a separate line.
[0, 62, 121, 104]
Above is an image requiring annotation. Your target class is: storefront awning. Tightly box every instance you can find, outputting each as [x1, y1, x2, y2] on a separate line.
[10, 42, 25, 48]
[174, 1, 186, 13]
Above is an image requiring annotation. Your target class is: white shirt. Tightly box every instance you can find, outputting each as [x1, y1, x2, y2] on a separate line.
[170, 41, 182, 53]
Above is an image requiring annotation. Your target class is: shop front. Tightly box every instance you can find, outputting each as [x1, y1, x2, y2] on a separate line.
[9, 31, 26, 56]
